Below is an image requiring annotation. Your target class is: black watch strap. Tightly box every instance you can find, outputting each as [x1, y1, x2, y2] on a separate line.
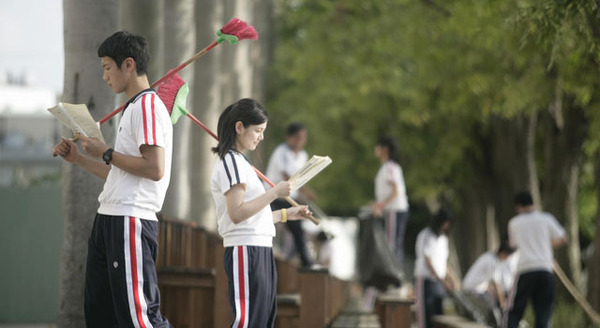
[102, 148, 114, 165]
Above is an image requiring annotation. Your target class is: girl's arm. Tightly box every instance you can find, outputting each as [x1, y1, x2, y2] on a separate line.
[225, 181, 291, 224]
[272, 206, 312, 223]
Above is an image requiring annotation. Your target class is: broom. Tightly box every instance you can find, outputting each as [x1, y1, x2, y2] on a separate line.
[158, 72, 320, 225]
[97, 18, 258, 125]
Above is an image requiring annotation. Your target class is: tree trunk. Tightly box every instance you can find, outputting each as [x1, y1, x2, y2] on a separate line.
[489, 113, 540, 235]
[120, 0, 165, 82]
[188, 0, 273, 229]
[160, 0, 195, 220]
[189, 0, 223, 229]
[587, 150, 600, 311]
[541, 93, 588, 289]
[57, 1, 118, 327]
[454, 126, 496, 274]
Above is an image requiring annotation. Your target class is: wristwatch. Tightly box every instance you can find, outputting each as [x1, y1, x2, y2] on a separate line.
[102, 148, 114, 165]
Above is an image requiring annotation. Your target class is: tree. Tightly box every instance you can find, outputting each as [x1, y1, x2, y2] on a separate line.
[57, 1, 118, 327]
[119, 0, 165, 82]
[161, 0, 195, 220]
[267, 0, 599, 286]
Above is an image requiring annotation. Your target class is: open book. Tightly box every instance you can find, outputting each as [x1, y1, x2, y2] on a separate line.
[48, 103, 105, 143]
[288, 155, 333, 192]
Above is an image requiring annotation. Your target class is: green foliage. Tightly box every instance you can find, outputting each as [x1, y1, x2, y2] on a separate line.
[266, 0, 600, 219]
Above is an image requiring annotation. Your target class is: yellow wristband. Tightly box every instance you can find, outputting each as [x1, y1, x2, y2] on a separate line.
[281, 208, 287, 223]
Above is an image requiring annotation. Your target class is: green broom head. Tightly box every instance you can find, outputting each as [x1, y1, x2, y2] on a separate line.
[170, 82, 189, 125]
[155, 71, 189, 125]
[216, 18, 259, 45]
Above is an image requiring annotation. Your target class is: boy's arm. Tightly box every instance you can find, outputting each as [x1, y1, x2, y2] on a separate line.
[77, 134, 165, 181]
[53, 137, 111, 180]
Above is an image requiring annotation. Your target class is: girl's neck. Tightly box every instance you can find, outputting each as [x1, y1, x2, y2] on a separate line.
[379, 154, 389, 164]
[234, 140, 246, 153]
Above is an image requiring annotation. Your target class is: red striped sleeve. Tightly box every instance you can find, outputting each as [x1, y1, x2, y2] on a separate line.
[141, 95, 149, 145]
[151, 94, 157, 145]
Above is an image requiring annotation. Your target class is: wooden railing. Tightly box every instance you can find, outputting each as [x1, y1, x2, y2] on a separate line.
[156, 218, 352, 328]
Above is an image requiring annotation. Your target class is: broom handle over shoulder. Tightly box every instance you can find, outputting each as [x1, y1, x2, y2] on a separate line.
[98, 41, 219, 125]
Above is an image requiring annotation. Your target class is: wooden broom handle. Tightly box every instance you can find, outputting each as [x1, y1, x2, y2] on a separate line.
[553, 260, 600, 324]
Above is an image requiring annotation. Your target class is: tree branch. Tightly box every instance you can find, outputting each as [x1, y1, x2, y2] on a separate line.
[421, 0, 451, 17]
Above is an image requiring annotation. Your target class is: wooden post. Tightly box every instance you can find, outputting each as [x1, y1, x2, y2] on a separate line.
[213, 242, 232, 327]
[299, 268, 330, 327]
[375, 295, 414, 328]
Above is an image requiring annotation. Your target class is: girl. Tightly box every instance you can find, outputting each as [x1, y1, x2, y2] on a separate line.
[210, 98, 311, 328]
[372, 136, 409, 266]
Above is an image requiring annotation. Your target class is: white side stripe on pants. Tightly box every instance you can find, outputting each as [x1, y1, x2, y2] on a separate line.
[124, 217, 153, 328]
[232, 246, 250, 328]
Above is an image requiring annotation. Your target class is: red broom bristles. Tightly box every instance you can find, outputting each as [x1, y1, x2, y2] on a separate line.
[236, 26, 258, 41]
[221, 18, 249, 35]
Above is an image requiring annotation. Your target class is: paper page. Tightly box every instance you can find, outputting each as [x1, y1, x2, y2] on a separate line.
[48, 102, 105, 143]
[288, 155, 332, 192]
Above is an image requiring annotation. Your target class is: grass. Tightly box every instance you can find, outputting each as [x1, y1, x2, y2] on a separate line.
[521, 300, 600, 328]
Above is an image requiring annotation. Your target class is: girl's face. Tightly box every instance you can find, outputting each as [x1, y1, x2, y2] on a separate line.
[235, 121, 267, 151]
[375, 145, 387, 160]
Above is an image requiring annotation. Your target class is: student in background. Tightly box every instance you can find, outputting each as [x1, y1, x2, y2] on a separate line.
[266, 122, 316, 267]
[505, 191, 567, 328]
[461, 242, 516, 327]
[414, 209, 459, 328]
[463, 242, 516, 308]
[372, 136, 409, 266]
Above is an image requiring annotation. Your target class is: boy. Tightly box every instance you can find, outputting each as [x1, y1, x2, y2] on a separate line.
[505, 191, 567, 328]
[265, 122, 315, 267]
[53, 31, 172, 328]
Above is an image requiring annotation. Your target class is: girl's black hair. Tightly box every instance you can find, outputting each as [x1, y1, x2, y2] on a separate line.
[377, 136, 400, 164]
[429, 208, 452, 236]
[97, 31, 149, 75]
[212, 98, 268, 159]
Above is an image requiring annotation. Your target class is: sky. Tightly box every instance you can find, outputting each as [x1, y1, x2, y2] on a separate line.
[0, 0, 64, 93]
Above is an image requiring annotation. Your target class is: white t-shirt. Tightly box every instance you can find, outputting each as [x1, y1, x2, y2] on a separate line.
[97, 89, 172, 221]
[375, 160, 408, 211]
[508, 211, 566, 273]
[414, 227, 448, 279]
[462, 252, 517, 294]
[211, 151, 275, 247]
[265, 143, 308, 199]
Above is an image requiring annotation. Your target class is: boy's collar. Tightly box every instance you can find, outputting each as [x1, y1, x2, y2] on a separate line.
[123, 88, 155, 112]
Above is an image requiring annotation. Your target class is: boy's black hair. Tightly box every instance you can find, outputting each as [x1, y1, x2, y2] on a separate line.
[430, 208, 452, 236]
[212, 98, 268, 159]
[286, 122, 306, 137]
[497, 242, 515, 255]
[377, 136, 400, 164]
[514, 190, 534, 207]
[97, 31, 150, 75]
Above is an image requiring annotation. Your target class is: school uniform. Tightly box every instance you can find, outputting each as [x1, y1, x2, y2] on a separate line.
[504, 211, 566, 328]
[85, 89, 172, 328]
[265, 143, 313, 267]
[211, 150, 277, 328]
[375, 160, 409, 265]
[414, 227, 449, 328]
[462, 252, 516, 296]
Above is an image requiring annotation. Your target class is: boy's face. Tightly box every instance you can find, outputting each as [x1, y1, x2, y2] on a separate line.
[101, 56, 132, 94]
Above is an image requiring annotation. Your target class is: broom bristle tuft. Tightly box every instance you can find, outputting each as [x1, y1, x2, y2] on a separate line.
[237, 26, 258, 41]
[220, 18, 258, 40]
[221, 18, 248, 35]
[156, 71, 186, 115]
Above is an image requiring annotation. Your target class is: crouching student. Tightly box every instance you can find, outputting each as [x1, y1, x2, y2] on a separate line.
[210, 98, 311, 328]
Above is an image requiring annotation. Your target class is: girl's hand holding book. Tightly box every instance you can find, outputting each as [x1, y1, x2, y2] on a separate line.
[273, 181, 292, 198]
